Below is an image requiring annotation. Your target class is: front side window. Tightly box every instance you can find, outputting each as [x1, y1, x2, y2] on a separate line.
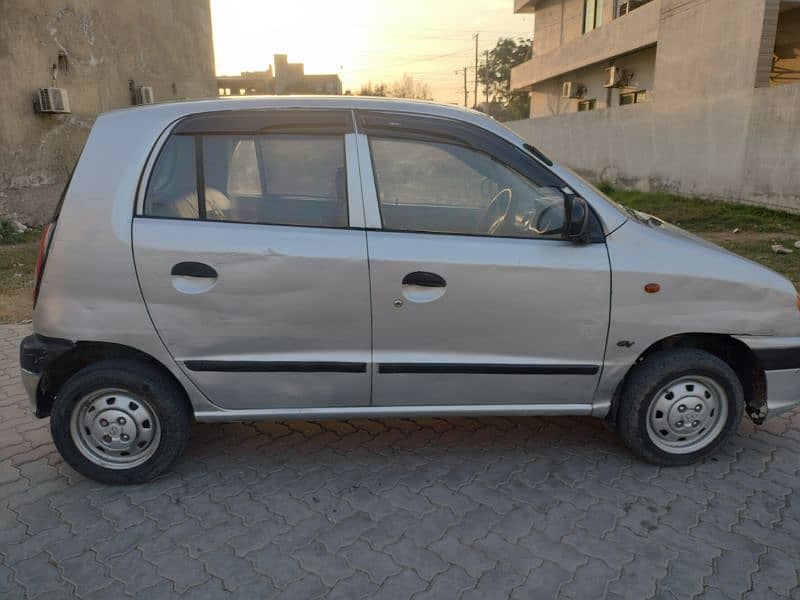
[578, 99, 597, 112]
[369, 137, 566, 238]
[144, 133, 348, 228]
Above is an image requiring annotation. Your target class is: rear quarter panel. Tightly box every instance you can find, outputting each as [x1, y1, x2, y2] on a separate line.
[33, 106, 220, 413]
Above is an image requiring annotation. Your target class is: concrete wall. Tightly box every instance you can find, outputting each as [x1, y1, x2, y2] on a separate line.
[530, 44, 656, 116]
[508, 81, 800, 211]
[0, 0, 216, 224]
[512, 0, 660, 90]
[509, 0, 800, 211]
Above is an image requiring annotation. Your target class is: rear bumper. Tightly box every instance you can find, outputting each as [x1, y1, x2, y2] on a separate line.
[19, 334, 74, 417]
[734, 335, 800, 419]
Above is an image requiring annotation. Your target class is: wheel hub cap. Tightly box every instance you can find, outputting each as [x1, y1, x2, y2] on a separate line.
[646, 376, 728, 454]
[70, 389, 161, 469]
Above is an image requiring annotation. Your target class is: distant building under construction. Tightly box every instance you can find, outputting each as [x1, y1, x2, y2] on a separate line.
[218, 54, 342, 96]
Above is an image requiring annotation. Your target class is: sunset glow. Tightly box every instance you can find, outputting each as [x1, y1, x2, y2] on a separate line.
[210, 0, 533, 104]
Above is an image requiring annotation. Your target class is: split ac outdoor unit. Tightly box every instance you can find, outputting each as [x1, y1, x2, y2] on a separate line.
[34, 88, 70, 114]
[562, 81, 585, 99]
[133, 86, 155, 105]
[604, 66, 619, 88]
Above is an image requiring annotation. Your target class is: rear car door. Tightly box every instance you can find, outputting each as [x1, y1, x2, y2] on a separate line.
[133, 109, 372, 411]
[357, 111, 611, 408]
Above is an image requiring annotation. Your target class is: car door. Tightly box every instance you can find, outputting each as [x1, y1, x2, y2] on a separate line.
[356, 111, 611, 407]
[133, 109, 372, 411]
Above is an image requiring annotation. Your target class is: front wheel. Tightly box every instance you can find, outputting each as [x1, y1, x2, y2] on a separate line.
[50, 359, 190, 484]
[617, 349, 744, 466]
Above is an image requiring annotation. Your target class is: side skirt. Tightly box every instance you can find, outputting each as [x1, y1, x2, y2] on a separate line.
[194, 403, 595, 423]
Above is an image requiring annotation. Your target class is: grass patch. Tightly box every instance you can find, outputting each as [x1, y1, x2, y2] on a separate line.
[607, 190, 800, 234]
[607, 190, 800, 288]
[0, 241, 37, 323]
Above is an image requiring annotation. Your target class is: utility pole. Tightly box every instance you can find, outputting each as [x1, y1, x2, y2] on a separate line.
[455, 67, 468, 107]
[484, 49, 490, 109]
[473, 33, 479, 108]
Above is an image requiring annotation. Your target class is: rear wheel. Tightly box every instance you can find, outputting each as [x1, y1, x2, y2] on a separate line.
[617, 349, 744, 466]
[51, 359, 190, 484]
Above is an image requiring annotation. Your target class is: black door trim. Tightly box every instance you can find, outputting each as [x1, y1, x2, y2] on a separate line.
[378, 363, 599, 375]
[185, 360, 367, 373]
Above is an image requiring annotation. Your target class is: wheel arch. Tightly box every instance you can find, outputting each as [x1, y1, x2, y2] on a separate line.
[35, 341, 193, 420]
[607, 333, 766, 427]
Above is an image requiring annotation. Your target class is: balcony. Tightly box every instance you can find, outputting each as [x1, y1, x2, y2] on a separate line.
[511, 0, 659, 90]
[514, 0, 543, 12]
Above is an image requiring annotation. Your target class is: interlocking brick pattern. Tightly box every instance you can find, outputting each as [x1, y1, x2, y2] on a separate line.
[1, 323, 799, 599]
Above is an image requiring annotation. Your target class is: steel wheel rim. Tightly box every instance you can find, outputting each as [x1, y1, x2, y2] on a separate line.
[645, 375, 729, 455]
[70, 388, 161, 470]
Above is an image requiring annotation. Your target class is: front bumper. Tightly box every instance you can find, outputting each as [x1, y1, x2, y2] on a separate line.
[763, 369, 800, 418]
[734, 335, 800, 420]
[19, 334, 75, 417]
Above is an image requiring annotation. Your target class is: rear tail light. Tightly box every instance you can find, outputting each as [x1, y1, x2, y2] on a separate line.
[33, 222, 54, 308]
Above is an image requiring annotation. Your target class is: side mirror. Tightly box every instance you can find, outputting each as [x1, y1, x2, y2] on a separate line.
[562, 194, 589, 242]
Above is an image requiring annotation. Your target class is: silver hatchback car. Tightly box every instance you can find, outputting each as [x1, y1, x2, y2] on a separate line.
[20, 96, 800, 484]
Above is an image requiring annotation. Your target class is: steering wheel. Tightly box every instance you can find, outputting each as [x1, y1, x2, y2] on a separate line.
[484, 188, 513, 235]
[534, 199, 565, 235]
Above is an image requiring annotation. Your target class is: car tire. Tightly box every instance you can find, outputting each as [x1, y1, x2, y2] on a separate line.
[50, 359, 190, 484]
[617, 349, 744, 466]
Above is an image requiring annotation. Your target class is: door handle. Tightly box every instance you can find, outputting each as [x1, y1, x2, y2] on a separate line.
[402, 271, 446, 288]
[171, 262, 217, 278]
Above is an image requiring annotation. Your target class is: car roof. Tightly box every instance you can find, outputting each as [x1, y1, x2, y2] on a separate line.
[97, 95, 527, 147]
[103, 94, 481, 120]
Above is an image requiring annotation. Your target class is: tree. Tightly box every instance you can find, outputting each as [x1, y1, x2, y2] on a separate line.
[478, 37, 532, 121]
[357, 75, 432, 100]
[357, 82, 389, 97]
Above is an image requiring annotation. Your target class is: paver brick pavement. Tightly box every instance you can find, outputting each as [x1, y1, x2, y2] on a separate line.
[1, 324, 798, 598]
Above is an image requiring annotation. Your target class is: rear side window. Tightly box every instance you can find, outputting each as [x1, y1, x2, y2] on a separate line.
[144, 136, 198, 219]
[143, 132, 348, 228]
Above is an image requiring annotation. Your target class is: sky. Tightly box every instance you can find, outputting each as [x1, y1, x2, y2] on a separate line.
[209, 0, 534, 106]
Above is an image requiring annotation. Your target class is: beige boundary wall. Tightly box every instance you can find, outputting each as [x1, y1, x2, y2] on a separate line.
[508, 82, 800, 212]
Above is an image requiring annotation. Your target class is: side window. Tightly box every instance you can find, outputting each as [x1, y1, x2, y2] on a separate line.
[227, 140, 261, 197]
[203, 134, 348, 227]
[144, 136, 198, 219]
[369, 137, 566, 238]
[144, 132, 348, 229]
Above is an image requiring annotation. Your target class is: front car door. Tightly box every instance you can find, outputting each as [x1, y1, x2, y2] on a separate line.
[133, 109, 372, 411]
[357, 111, 611, 408]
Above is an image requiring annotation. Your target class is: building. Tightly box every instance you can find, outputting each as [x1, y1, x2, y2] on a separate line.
[217, 54, 343, 97]
[508, 0, 800, 211]
[0, 0, 217, 225]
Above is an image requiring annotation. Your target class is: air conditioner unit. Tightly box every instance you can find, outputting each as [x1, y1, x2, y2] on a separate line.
[604, 66, 619, 88]
[133, 86, 155, 105]
[34, 88, 70, 114]
[562, 82, 586, 99]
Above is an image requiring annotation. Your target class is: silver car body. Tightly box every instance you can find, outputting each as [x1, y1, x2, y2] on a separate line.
[25, 96, 800, 422]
